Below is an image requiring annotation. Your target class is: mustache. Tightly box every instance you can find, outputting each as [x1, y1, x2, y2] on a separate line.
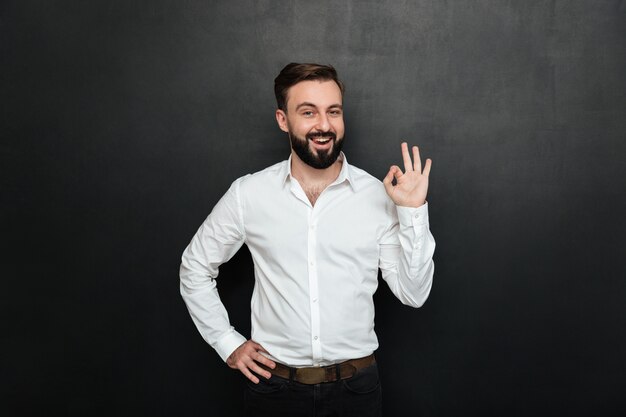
[306, 131, 337, 141]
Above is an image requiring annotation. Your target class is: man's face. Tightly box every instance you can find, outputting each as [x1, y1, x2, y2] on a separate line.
[276, 80, 345, 169]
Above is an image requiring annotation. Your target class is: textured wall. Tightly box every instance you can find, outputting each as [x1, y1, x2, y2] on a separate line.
[3, 1, 625, 416]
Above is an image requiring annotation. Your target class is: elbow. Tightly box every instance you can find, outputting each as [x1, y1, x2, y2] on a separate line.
[404, 261, 434, 308]
[179, 262, 217, 294]
[403, 284, 432, 308]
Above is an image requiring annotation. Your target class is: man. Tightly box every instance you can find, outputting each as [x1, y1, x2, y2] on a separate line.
[180, 63, 435, 416]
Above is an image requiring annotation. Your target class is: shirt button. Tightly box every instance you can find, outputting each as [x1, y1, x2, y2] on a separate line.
[313, 298, 318, 303]
[414, 213, 420, 219]
[310, 261, 314, 266]
[313, 336, 318, 340]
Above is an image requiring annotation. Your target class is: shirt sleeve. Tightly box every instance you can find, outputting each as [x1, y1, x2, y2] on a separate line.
[378, 202, 435, 307]
[179, 178, 248, 361]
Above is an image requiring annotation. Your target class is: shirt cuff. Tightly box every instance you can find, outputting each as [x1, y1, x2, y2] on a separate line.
[397, 202, 429, 228]
[214, 329, 248, 362]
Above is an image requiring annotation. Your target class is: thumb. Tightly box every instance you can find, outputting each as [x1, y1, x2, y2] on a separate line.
[383, 166, 395, 195]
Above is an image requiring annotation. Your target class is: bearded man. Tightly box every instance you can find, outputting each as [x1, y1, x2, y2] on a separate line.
[180, 62, 435, 417]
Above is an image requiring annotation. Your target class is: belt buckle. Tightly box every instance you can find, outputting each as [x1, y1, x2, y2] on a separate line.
[296, 367, 326, 384]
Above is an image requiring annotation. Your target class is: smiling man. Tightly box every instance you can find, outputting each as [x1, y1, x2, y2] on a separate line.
[180, 63, 435, 417]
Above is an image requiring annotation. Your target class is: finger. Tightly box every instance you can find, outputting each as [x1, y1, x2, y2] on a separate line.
[255, 352, 276, 369]
[249, 342, 275, 368]
[383, 167, 395, 195]
[423, 158, 432, 177]
[383, 168, 393, 184]
[392, 165, 403, 181]
[252, 342, 268, 354]
[240, 365, 260, 384]
[249, 360, 273, 380]
[401, 142, 413, 172]
[413, 146, 422, 173]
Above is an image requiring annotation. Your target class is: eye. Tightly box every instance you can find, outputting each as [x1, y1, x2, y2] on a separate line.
[302, 110, 314, 117]
[329, 109, 342, 116]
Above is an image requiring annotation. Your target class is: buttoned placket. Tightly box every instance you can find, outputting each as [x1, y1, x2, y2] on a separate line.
[307, 180, 347, 365]
[287, 176, 324, 364]
[287, 170, 348, 366]
[308, 207, 322, 364]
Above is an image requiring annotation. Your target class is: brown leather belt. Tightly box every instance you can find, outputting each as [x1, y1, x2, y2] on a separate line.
[259, 354, 375, 385]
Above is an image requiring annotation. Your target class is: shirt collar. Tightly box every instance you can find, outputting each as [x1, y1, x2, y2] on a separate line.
[281, 152, 357, 191]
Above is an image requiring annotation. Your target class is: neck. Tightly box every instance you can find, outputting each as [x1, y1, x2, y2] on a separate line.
[290, 151, 342, 188]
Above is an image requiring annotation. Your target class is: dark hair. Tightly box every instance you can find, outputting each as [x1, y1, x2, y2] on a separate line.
[274, 63, 345, 111]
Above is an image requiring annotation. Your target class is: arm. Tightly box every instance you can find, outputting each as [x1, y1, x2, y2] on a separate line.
[379, 143, 435, 307]
[379, 203, 435, 307]
[179, 179, 247, 360]
[179, 178, 275, 382]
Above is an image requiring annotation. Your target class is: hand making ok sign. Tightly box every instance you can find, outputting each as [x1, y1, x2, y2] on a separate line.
[383, 142, 432, 208]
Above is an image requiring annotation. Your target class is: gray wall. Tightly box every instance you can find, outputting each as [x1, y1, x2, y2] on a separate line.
[3, 1, 625, 416]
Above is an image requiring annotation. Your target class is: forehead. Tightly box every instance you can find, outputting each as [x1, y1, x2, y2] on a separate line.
[286, 80, 343, 109]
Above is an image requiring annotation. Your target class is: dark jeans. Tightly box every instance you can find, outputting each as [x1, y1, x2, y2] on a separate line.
[244, 363, 382, 417]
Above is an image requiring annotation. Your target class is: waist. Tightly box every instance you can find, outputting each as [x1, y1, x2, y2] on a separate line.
[259, 354, 376, 385]
[251, 331, 379, 366]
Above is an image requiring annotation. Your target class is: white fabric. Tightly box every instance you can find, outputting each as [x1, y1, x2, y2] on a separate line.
[180, 153, 435, 366]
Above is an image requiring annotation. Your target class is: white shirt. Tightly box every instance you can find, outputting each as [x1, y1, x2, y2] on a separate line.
[180, 153, 435, 366]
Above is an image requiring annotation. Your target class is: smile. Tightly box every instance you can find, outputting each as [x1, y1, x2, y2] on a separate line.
[311, 137, 332, 144]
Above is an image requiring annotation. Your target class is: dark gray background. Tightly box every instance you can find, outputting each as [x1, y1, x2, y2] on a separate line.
[2, 1, 625, 416]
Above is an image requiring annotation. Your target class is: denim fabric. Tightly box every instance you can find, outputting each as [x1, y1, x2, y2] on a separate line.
[244, 363, 382, 417]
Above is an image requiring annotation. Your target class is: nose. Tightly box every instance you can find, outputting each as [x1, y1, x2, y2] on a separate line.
[315, 113, 330, 132]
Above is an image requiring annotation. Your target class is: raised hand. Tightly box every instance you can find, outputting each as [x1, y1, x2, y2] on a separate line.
[383, 142, 432, 208]
[226, 340, 276, 384]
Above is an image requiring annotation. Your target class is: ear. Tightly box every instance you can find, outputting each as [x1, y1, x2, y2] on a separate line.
[275, 109, 289, 133]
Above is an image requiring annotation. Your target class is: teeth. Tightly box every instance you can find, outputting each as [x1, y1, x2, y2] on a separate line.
[314, 138, 330, 143]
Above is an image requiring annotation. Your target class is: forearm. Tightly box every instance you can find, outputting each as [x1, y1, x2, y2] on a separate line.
[179, 273, 247, 361]
[380, 203, 435, 307]
[179, 178, 247, 360]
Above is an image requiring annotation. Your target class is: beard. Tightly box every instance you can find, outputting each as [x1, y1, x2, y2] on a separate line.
[289, 130, 344, 170]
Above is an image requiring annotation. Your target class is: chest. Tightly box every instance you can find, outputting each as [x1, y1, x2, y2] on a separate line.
[242, 185, 390, 257]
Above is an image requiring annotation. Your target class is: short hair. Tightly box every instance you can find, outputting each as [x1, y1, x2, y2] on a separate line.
[274, 63, 345, 111]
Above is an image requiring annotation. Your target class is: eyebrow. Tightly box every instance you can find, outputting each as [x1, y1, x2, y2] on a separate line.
[295, 102, 343, 111]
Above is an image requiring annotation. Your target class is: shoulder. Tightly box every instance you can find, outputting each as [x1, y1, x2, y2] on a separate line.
[347, 162, 387, 195]
[344, 161, 396, 223]
[231, 159, 288, 194]
[347, 161, 396, 212]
